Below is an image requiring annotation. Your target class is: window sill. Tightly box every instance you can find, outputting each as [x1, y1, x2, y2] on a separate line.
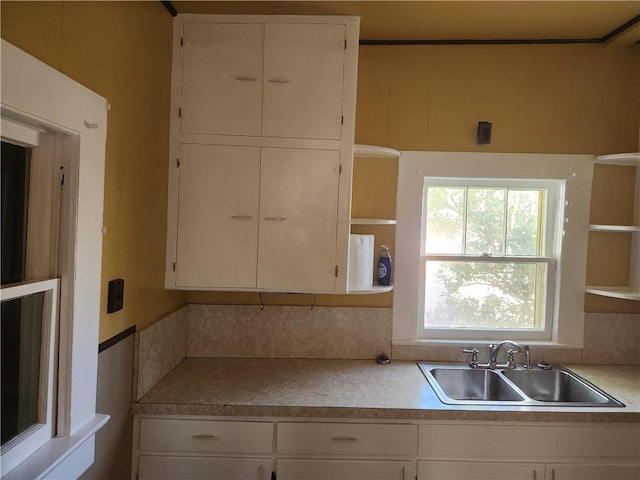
[3, 414, 109, 480]
[393, 339, 583, 349]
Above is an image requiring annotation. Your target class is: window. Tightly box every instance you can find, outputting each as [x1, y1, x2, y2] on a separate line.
[1, 39, 108, 478]
[421, 178, 560, 340]
[394, 152, 593, 346]
[1, 123, 62, 472]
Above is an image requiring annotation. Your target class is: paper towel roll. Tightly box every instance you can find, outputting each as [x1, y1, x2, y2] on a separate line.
[348, 234, 375, 290]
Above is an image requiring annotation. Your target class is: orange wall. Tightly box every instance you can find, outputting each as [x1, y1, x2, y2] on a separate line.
[1, 1, 186, 340]
[353, 44, 640, 314]
[2, 3, 639, 329]
[189, 43, 640, 313]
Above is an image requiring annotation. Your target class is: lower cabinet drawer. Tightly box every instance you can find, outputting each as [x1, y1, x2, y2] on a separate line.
[138, 455, 271, 480]
[418, 460, 544, 480]
[138, 418, 273, 454]
[277, 459, 416, 480]
[277, 422, 417, 456]
[418, 423, 640, 459]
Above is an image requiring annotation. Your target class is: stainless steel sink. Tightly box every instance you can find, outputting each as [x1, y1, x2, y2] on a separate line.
[418, 363, 625, 407]
[502, 369, 620, 405]
[430, 368, 525, 402]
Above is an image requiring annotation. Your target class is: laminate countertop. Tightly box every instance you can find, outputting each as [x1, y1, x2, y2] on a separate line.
[133, 358, 640, 423]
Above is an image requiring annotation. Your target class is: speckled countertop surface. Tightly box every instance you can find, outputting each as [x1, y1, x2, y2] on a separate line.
[133, 358, 640, 422]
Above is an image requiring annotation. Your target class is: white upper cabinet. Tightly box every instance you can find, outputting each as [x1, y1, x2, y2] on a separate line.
[257, 148, 340, 292]
[165, 14, 359, 293]
[262, 23, 346, 140]
[181, 23, 264, 136]
[175, 144, 260, 289]
[179, 19, 348, 140]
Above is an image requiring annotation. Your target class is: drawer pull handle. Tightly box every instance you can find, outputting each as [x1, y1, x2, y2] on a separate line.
[231, 215, 254, 220]
[235, 76, 258, 82]
[264, 217, 287, 222]
[268, 78, 291, 84]
[331, 435, 357, 442]
[192, 433, 219, 439]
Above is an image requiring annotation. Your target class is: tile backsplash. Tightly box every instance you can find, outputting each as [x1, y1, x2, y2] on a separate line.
[187, 304, 392, 359]
[134, 306, 639, 398]
[134, 307, 187, 400]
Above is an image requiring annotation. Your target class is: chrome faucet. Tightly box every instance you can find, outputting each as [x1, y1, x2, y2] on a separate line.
[487, 341, 530, 369]
[463, 342, 531, 369]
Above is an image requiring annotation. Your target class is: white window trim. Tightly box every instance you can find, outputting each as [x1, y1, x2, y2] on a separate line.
[1, 39, 109, 479]
[393, 151, 594, 348]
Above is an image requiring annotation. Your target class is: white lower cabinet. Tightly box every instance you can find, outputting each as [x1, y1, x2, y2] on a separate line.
[277, 459, 415, 480]
[418, 461, 544, 480]
[138, 456, 271, 480]
[418, 461, 640, 480]
[417, 422, 640, 480]
[276, 422, 417, 480]
[133, 417, 274, 480]
[133, 417, 639, 480]
[546, 463, 640, 480]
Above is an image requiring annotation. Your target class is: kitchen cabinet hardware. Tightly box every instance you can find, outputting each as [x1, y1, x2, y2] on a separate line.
[331, 435, 358, 442]
[235, 76, 258, 82]
[192, 433, 219, 439]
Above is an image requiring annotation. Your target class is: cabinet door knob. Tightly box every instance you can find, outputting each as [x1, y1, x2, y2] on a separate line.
[267, 78, 291, 84]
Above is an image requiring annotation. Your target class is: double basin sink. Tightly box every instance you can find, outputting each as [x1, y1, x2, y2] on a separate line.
[418, 363, 624, 407]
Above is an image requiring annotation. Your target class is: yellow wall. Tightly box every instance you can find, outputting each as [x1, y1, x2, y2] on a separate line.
[2, 3, 639, 329]
[354, 44, 640, 314]
[1, 1, 186, 340]
[189, 43, 640, 313]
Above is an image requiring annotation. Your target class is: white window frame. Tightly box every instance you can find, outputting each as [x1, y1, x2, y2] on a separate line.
[419, 177, 561, 341]
[1, 39, 109, 479]
[0, 280, 59, 470]
[393, 151, 594, 348]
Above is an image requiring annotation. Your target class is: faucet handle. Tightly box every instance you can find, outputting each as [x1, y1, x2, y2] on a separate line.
[463, 348, 479, 368]
[506, 349, 519, 368]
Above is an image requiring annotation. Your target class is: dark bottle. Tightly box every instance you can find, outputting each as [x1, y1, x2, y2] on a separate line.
[377, 245, 392, 286]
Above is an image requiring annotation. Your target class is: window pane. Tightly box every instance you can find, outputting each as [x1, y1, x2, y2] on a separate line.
[1, 292, 44, 446]
[465, 188, 505, 255]
[1, 142, 31, 286]
[424, 261, 546, 330]
[506, 190, 544, 256]
[425, 186, 465, 254]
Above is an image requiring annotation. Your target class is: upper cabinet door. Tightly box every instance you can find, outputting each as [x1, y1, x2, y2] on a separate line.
[181, 23, 264, 136]
[262, 23, 346, 140]
[176, 144, 260, 288]
[257, 147, 340, 292]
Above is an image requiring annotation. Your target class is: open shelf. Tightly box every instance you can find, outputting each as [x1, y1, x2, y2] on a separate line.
[347, 285, 393, 295]
[350, 218, 396, 226]
[586, 153, 639, 301]
[594, 152, 640, 166]
[354, 144, 401, 159]
[585, 286, 640, 301]
[589, 224, 640, 232]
